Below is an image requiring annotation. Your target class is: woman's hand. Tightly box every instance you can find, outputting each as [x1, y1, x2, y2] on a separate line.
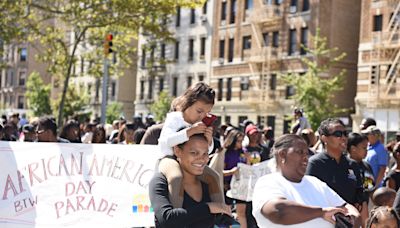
[187, 123, 207, 137]
[207, 202, 232, 216]
[321, 207, 347, 224]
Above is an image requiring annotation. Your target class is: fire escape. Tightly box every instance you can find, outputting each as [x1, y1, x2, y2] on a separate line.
[369, 1, 400, 107]
[246, 0, 283, 108]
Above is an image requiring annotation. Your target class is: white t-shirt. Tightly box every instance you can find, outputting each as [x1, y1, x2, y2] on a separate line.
[158, 111, 213, 157]
[252, 172, 346, 228]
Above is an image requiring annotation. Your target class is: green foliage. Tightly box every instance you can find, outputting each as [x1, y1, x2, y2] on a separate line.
[106, 102, 123, 124]
[2, 0, 205, 126]
[52, 84, 89, 123]
[281, 29, 347, 130]
[25, 72, 53, 117]
[150, 91, 173, 122]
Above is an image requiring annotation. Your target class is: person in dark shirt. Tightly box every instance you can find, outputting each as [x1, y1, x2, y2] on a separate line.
[305, 118, 365, 221]
[347, 132, 375, 227]
[149, 133, 231, 228]
[385, 142, 400, 192]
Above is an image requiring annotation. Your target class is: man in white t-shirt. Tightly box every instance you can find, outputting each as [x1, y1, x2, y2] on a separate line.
[252, 134, 360, 228]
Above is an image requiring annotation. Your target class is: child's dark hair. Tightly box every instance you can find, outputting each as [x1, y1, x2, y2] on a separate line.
[366, 206, 399, 228]
[223, 129, 244, 151]
[347, 132, 368, 151]
[173, 82, 215, 112]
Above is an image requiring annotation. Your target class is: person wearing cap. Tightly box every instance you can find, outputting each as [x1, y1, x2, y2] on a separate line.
[359, 117, 376, 131]
[22, 124, 36, 142]
[362, 125, 389, 187]
[243, 124, 270, 227]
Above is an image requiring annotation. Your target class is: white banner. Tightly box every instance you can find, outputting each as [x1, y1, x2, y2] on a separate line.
[229, 161, 271, 202]
[0, 142, 158, 227]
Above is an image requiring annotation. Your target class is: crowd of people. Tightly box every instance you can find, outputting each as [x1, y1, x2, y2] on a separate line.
[2, 82, 400, 228]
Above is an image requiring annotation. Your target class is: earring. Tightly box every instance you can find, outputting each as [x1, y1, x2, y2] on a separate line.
[282, 159, 286, 164]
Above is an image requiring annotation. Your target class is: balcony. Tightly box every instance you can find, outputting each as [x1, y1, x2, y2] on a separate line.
[372, 31, 400, 47]
[249, 4, 282, 25]
[248, 47, 280, 63]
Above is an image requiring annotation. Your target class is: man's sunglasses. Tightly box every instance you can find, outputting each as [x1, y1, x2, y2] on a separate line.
[326, 130, 348, 138]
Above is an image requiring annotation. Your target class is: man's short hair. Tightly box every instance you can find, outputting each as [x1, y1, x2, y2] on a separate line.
[38, 117, 57, 136]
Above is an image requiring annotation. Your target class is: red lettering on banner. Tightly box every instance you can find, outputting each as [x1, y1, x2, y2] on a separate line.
[54, 196, 118, 219]
[2, 175, 18, 200]
[58, 155, 70, 176]
[118, 160, 134, 182]
[28, 162, 43, 186]
[88, 154, 101, 176]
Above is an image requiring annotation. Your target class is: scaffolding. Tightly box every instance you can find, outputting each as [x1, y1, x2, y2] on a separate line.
[368, 1, 400, 107]
[246, 0, 283, 106]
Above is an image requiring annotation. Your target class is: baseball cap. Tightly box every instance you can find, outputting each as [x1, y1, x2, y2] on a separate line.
[361, 125, 381, 135]
[240, 119, 254, 127]
[22, 124, 34, 133]
[245, 124, 260, 136]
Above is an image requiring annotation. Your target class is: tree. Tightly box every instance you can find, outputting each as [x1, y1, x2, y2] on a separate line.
[4, 0, 204, 127]
[150, 91, 173, 122]
[106, 102, 123, 124]
[52, 84, 89, 122]
[281, 29, 347, 130]
[25, 72, 52, 117]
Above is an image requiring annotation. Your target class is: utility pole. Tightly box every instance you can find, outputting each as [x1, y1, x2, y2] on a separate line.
[101, 34, 113, 124]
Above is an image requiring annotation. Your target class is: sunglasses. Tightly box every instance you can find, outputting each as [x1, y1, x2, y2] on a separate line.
[326, 130, 348, 138]
[36, 129, 45, 135]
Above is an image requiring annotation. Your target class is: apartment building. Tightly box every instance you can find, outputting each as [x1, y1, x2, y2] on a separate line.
[70, 36, 137, 121]
[135, 1, 214, 116]
[353, 0, 400, 137]
[0, 42, 51, 116]
[211, 0, 361, 136]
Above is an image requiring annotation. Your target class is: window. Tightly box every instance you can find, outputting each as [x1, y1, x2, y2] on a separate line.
[242, 36, 251, 50]
[111, 81, 116, 100]
[230, 0, 237, 24]
[95, 78, 100, 100]
[200, 37, 206, 58]
[8, 70, 14, 86]
[20, 48, 27, 62]
[228, 38, 234, 62]
[187, 76, 193, 88]
[240, 77, 249, 90]
[290, 0, 297, 13]
[267, 116, 275, 137]
[221, 2, 227, 21]
[225, 116, 231, 124]
[198, 75, 204, 82]
[300, 27, 308, 55]
[140, 80, 144, 100]
[218, 78, 223, 101]
[17, 96, 24, 109]
[190, 8, 196, 24]
[219, 39, 225, 59]
[160, 43, 166, 59]
[245, 0, 253, 10]
[81, 57, 85, 74]
[174, 41, 180, 60]
[263, 33, 269, 46]
[203, 1, 208, 14]
[159, 78, 164, 92]
[288, 29, 297, 56]
[148, 79, 153, 100]
[19, 71, 26, 86]
[141, 48, 146, 68]
[172, 77, 178, 97]
[302, 0, 309, 11]
[373, 15, 383, 32]
[226, 78, 232, 101]
[272, 31, 279, 47]
[283, 115, 291, 134]
[88, 83, 92, 95]
[270, 74, 277, 90]
[188, 39, 194, 61]
[285, 85, 295, 99]
[176, 7, 181, 27]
